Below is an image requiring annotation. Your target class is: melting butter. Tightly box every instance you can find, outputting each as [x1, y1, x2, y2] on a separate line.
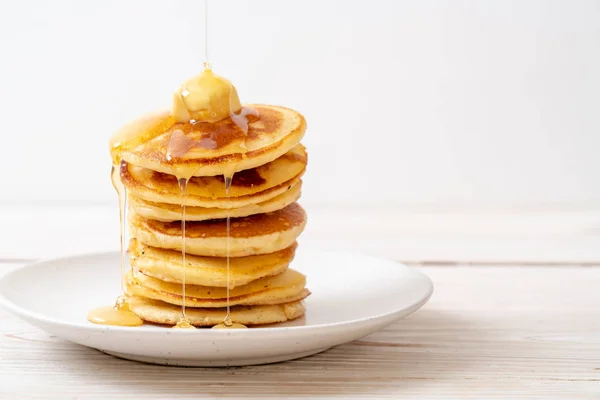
[172, 63, 242, 124]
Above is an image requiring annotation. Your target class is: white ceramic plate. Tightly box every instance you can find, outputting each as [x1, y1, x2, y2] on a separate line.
[0, 249, 433, 367]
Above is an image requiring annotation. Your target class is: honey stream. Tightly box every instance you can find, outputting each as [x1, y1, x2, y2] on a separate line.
[86, 163, 143, 326]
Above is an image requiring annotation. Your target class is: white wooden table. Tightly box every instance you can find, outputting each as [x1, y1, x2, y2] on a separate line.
[1, 261, 599, 399]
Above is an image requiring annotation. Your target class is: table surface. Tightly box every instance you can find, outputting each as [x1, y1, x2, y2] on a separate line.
[1, 262, 599, 399]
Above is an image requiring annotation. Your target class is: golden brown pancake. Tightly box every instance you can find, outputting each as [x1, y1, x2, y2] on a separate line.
[129, 239, 296, 287]
[119, 105, 306, 178]
[120, 144, 307, 208]
[128, 180, 301, 222]
[129, 202, 307, 257]
[128, 296, 306, 327]
[125, 268, 310, 308]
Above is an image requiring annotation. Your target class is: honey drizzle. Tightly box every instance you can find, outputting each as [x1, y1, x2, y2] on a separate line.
[180, 178, 188, 317]
[224, 175, 233, 326]
[119, 166, 128, 294]
[203, 0, 209, 64]
[87, 161, 143, 327]
[172, 0, 210, 329]
[173, 178, 195, 329]
[210, 174, 247, 330]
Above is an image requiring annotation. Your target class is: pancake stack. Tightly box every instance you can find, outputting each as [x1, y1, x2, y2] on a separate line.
[114, 104, 309, 327]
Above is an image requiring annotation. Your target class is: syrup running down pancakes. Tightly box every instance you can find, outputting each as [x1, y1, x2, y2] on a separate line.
[88, 63, 309, 329]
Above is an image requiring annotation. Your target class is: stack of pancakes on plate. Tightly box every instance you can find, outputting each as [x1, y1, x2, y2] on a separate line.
[116, 105, 310, 327]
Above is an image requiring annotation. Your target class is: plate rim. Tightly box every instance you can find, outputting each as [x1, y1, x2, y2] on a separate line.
[0, 249, 434, 336]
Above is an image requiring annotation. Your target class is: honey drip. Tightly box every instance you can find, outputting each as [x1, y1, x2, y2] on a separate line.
[117, 163, 129, 295]
[211, 175, 248, 330]
[87, 162, 142, 327]
[173, 178, 196, 329]
[204, 0, 209, 64]
[225, 175, 232, 320]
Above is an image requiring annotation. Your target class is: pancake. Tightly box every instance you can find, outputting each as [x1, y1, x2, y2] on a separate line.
[129, 239, 296, 287]
[128, 180, 302, 222]
[118, 105, 306, 178]
[129, 202, 307, 257]
[126, 268, 310, 308]
[128, 296, 306, 327]
[120, 144, 307, 208]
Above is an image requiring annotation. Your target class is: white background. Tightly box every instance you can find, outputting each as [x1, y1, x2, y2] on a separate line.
[1, 0, 599, 208]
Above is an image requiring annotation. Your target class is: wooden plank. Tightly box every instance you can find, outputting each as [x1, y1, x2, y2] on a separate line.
[0, 265, 599, 399]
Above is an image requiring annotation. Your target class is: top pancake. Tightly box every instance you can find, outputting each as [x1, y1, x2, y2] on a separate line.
[117, 104, 306, 178]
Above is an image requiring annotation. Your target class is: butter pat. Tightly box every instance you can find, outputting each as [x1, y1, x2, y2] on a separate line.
[171, 67, 242, 123]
